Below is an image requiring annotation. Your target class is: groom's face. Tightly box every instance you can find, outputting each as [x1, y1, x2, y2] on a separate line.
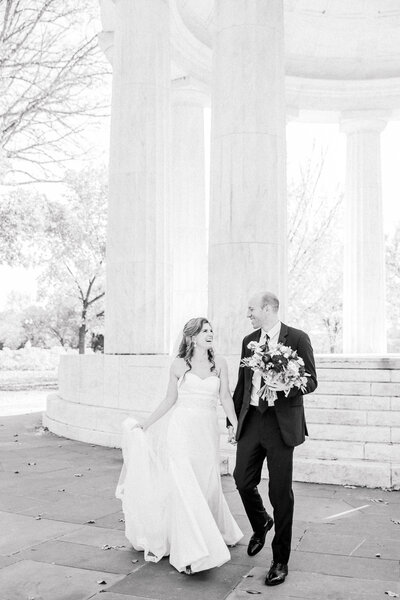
[247, 296, 268, 329]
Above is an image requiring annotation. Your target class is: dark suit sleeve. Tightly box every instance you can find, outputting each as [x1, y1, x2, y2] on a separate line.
[226, 337, 247, 428]
[286, 331, 317, 398]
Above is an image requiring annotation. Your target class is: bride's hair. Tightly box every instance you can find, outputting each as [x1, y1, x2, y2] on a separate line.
[177, 317, 216, 373]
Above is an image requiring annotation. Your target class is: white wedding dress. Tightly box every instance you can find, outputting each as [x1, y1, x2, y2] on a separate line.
[115, 371, 243, 573]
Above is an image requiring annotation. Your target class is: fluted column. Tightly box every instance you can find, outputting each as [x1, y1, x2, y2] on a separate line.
[341, 112, 387, 353]
[170, 79, 208, 349]
[209, 0, 287, 354]
[105, 0, 171, 354]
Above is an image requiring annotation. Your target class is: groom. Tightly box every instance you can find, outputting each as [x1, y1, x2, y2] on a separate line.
[231, 291, 317, 586]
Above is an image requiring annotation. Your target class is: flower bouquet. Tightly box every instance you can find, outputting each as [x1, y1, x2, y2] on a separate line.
[241, 341, 309, 403]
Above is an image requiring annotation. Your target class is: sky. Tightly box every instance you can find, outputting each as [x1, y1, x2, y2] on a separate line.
[1, 117, 399, 310]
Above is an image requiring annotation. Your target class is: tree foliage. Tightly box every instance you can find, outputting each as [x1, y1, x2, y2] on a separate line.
[0, 0, 110, 183]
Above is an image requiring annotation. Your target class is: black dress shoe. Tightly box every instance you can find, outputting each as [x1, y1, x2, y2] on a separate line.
[247, 516, 274, 556]
[265, 561, 288, 586]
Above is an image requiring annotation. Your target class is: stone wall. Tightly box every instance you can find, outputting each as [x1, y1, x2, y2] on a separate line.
[44, 354, 400, 489]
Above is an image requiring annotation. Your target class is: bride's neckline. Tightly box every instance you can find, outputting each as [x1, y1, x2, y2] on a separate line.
[182, 371, 219, 382]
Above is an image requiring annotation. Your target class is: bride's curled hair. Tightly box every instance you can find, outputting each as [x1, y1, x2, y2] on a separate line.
[177, 317, 216, 373]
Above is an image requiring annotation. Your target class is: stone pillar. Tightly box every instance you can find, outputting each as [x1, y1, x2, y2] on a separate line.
[209, 0, 287, 354]
[341, 112, 387, 353]
[170, 79, 208, 350]
[105, 0, 171, 354]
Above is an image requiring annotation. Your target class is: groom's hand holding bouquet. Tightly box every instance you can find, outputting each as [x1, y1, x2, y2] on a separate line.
[241, 341, 310, 404]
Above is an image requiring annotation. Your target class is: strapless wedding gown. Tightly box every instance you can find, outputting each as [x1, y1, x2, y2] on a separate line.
[115, 371, 243, 573]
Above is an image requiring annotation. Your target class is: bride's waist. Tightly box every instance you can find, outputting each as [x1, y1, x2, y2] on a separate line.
[175, 397, 217, 410]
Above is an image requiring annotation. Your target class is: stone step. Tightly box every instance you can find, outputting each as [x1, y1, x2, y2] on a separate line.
[293, 457, 399, 489]
[306, 407, 400, 426]
[296, 439, 400, 462]
[316, 368, 400, 383]
[305, 395, 400, 411]
[316, 380, 400, 397]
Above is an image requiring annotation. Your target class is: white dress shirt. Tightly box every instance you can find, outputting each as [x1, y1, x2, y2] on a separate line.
[250, 321, 281, 406]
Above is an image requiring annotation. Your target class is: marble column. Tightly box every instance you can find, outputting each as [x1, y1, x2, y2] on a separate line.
[209, 0, 287, 354]
[105, 0, 171, 354]
[341, 112, 387, 353]
[170, 79, 208, 350]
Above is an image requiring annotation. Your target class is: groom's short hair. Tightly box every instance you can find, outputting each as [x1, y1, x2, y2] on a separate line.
[260, 292, 279, 312]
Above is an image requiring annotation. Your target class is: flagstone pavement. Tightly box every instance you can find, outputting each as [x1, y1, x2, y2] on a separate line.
[0, 411, 399, 600]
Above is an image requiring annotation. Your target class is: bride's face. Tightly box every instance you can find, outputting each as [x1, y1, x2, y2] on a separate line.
[194, 323, 214, 350]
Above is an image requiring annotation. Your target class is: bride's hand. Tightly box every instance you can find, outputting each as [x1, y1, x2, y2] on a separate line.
[227, 426, 237, 445]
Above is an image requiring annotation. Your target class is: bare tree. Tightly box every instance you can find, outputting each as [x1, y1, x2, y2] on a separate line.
[287, 145, 344, 353]
[0, 0, 110, 183]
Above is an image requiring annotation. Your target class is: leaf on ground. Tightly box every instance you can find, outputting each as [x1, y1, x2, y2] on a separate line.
[369, 498, 388, 504]
[57, 488, 65, 492]
[119, 518, 125, 523]
[391, 519, 400, 525]
[101, 544, 112, 550]
[242, 574, 254, 578]
[97, 580, 107, 585]
[246, 591, 261, 595]
[385, 592, 399, 597]
[74, 473, 83, 477]
[86, 520, 95, 524]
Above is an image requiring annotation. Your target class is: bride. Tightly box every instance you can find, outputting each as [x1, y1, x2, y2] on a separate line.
[115, 317, 243, 574]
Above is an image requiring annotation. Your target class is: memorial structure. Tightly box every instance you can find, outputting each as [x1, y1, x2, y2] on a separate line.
[44, 0, 400, 488]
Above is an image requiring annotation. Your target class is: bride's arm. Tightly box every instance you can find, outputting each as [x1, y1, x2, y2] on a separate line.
[141, 360, 180, 431]
[216, 356, 238, 432]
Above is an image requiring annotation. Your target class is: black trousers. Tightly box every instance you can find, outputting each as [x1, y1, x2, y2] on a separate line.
[233, 405, 294, 565]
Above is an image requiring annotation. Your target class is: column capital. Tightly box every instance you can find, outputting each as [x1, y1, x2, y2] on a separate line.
[172, 77, 211, 107]
[340, 110, 389, 134]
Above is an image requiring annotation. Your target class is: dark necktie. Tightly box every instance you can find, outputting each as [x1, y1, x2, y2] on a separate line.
[257, 333, 270, 414]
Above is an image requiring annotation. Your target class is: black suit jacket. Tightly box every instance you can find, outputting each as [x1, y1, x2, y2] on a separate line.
[232, 323, 318, 447]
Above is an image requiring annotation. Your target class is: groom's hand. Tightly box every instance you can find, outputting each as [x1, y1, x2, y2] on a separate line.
[267, 382, 289, 392]
[227, 426, 237, 445]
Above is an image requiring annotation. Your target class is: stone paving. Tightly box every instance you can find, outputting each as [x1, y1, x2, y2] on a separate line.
[0, 411, 399, 600]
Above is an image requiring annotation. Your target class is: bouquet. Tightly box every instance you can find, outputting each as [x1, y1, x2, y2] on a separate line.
[241, 341, 309, 403]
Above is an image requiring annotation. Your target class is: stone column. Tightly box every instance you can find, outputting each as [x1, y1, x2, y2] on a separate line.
[170, 79, 209, 350]
[341, 112, 387, 353]
[209, 0, 287, 354]
[105, 0, 171, 354]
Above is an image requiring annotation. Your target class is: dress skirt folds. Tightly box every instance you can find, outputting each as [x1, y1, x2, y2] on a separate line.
[115, 372, 243, 573]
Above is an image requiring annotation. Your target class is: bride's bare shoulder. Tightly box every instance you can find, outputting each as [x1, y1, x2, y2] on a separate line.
[170, 356, 187, 378]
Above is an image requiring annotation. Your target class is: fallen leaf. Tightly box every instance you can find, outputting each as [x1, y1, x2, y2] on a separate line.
[101, 544, 112, 550]
[246, 591, 261, 595]
[35, 516, 41, 520]
[97, 580, 107, 585]
[242, 574, 254, 578]
[57, 488, 65, 492]
[391, 519, 400, 525]
[86, 520, 95, 524]
[385, 592, 399, 598]
[74, 473, 83, 477]
[119, 518, 125, 523]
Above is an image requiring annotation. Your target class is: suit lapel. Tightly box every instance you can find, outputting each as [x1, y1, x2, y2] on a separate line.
[278, 322, 289, 345]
